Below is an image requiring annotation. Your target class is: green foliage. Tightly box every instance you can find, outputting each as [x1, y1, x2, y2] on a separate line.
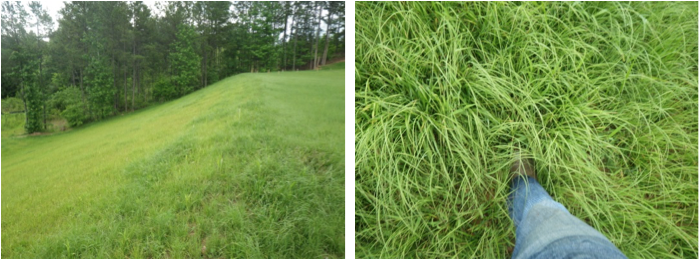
[221, 1, 344, 74]
[85, 56, 115, 120]
[24, 81, 43, 133]
[52, 86, 86, 127]
[170, 25, 201, 97]
[61, 103, 86, 127]
[8, 44, 43, 133]
[153, 77, 176, 103]
[49, 74, 72, 111]
[2, 2, 55, 133]
[356, 1, 698, 258]
[1, 97, 25, 113]
[1, 1, 29, 99]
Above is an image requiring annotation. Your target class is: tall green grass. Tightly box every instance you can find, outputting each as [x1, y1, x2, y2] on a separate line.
[321, 61, 347, 71]
[1, 113, 25, 138]
[355, 2, 697, 258]
[2, 67, 344, 258]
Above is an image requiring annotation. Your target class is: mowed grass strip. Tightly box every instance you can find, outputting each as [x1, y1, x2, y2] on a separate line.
[2, 67, 344, 258]
[355, 2, 697, 258]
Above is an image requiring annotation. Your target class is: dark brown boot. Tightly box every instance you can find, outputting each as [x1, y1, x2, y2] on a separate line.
[510, 150, 536, 180]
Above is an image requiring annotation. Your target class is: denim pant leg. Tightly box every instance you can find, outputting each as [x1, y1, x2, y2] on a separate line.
[508, 176, 627, 259]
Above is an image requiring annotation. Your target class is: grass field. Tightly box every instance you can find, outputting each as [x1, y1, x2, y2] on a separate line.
[355, 2, 697, 258]
[2, 66, 344, 258]
[1, 113, 25, 138]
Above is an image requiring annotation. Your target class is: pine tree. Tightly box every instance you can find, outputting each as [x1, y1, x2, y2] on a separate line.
[11, 45, 42, 133]
[170, 24, 201, 97]
[24, 79, 43, 133]
[28, 1, 53, 129]
[85, 55, 115, 120]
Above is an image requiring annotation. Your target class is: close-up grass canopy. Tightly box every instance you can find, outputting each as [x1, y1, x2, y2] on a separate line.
[355, 1, 698, 258]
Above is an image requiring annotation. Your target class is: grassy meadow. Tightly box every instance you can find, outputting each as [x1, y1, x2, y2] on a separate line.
[355, 2, 697, 258]
[2, 67, 344, 258]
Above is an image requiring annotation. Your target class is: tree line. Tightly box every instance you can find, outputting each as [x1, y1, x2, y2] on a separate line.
[1, 1, 345, 133]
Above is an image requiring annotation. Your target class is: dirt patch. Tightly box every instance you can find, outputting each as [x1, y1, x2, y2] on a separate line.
[201, 236, 208, 257]
[29, 132, 53, 136]
[24, 117, 71, 137]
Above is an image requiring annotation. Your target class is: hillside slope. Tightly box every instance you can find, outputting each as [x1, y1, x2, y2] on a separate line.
[2, 68, 345, 258]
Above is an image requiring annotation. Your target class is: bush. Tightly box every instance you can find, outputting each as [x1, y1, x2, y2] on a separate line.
[52, 86, 86, 127]
[153, 77, 176, 102]
[61, 103, 87, 127]
[85, 56, 116, 120]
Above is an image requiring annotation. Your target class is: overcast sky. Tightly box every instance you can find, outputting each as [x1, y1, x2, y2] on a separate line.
[36, 0, 64, 25]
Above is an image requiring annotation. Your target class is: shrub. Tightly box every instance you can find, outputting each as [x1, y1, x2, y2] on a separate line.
[52, 86, 86, 127]
[153, 77, 176, 102]
[61, 103, 87, 127]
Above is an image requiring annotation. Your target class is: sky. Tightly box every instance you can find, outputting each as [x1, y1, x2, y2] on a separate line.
[37, 1, 64, 25]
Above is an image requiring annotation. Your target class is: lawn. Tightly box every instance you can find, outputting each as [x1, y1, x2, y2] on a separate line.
[355, 2, 697, 258]
[2, 67, 345, 258]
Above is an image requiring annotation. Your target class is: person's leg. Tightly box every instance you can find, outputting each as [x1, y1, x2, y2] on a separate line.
[508, 175, 568, 229]
[508, 155, 627, 259]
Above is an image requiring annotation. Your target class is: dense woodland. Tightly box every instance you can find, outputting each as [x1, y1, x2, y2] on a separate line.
[1, 1, 345, 133]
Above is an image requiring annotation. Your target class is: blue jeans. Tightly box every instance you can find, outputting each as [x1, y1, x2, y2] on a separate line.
[508, 176, 627, 259]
